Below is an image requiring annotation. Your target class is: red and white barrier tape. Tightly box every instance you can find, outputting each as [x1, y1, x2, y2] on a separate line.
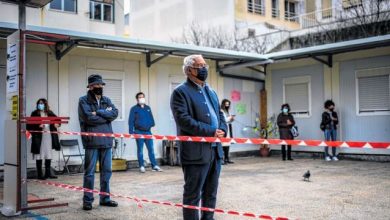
[29, 179, 292, 220]
[25, 130, 390, 149]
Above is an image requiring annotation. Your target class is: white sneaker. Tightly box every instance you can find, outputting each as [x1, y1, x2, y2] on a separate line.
[332, 156, 339, 161]
[152, 166, 163, 172]
[139, 166, 146, 173]
[325, 156, 331, 161]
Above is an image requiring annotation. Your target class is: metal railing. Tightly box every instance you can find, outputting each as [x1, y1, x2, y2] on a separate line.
[247, 1, 265, 16]
[272, 8, 280, 18]
[295, 7, 338, 28]
[284, 11, 298, 22]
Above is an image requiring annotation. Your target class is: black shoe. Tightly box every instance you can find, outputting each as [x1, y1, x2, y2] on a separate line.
[45, 160, 58, 179]
[100, 200, 118, 207]
[287, 158, 294, 161]
[83, 204, 92, 211]
[37, 175, 46, 180]
[227, 160, 234, 164]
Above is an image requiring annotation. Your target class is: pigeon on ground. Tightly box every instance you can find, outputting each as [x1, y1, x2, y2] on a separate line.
[303, 170, 311, 182]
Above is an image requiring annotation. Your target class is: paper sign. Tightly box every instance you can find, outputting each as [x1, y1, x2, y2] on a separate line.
[236, 103, 247, 115]
[11, 95, 18, 120]
[6, 75, 18, 94]
[6, 31, 19, 94]
[231, 90, 241, 102]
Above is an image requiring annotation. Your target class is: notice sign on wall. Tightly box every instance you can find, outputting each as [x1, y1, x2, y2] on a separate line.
[11, 95, 18, 120]
[6, 31, 19, 94]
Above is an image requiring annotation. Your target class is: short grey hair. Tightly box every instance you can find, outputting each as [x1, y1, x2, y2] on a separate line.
[182, 54, 203, 75]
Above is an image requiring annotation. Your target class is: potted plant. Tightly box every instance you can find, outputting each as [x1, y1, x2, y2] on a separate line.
[254, 114, 278, 157]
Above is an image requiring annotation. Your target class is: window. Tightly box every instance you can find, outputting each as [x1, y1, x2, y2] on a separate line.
[321, 0, 332, 18]
[356, 67, 390, 115]
[284, 0, 298, 22]
[50, 0, 77, 13]
[104, 79, 123, 119]
[272, 0, 279, 18]
[90, 0, 114, 23]
[342, 0, 362, 9]
[87, 70, 124, 120]
[247, 0, 265, 15]
[283, 76, 311, 117]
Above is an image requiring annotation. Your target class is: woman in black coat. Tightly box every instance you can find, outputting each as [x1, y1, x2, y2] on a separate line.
[27, 98, 61, 179]
[277, 103, 295, 161]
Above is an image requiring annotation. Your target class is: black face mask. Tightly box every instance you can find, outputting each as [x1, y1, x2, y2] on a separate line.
[225, 105, 230, 110]
[92, 87, 103, 96]
[196, 67, 208, 81]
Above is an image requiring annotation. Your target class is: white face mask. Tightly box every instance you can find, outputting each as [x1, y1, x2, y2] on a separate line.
[138, 98, 146, 105]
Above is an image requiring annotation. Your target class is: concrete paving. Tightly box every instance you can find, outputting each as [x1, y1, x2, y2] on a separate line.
[1, 157, 390, 220]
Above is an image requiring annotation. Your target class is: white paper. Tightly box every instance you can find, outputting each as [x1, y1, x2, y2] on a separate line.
[6, 31, 19, 94]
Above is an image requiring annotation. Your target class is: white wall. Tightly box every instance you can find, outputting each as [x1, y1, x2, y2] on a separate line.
[339, 55, 390, 154]
[25, 51, 48, 167]
[0, 1, 124, 36]
[130, 0, 236, 42]
[223, 77, 264, 153]
[65, 54, 140, 163]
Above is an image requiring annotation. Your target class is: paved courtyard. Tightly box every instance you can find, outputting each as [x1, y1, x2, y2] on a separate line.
[1, 157, 390, 220]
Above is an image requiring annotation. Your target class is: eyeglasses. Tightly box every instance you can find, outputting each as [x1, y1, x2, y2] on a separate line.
[190, 64, 209, 70]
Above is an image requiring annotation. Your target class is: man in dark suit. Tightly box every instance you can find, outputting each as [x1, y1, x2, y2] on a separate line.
[170, 54, 227, 220]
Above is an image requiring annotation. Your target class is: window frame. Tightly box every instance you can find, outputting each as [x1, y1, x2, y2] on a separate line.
[247, 0, 265, 16]
[282, 75, 312, 118]
[49, 0, 77, 14]
[87, 69, 125, 121]
[355, 66, 390, 116]
[342, 0, 363, 10]
[284, 0, 298, 22]
[90, 0, 115, 23]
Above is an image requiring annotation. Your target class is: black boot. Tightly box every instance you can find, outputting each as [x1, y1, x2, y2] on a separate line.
[287, 145, 293, 160]
[36, 160, 46, 180]
[45, 160, 57, 179]
[281, 145, 286, 161]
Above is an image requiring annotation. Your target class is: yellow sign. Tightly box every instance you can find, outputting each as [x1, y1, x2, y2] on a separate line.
[11, 95, 18, 120]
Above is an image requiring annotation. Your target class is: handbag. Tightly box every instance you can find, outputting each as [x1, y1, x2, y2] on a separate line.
[290, 125, 299, 137]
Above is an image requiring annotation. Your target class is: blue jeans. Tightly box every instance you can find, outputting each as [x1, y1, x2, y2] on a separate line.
[83, 148, 112, 205]
[324, 128, 337, 157]
[135, 130, 157, 168]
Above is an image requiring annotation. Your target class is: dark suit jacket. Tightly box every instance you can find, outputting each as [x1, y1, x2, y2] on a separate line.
[170, 79, 227, 165]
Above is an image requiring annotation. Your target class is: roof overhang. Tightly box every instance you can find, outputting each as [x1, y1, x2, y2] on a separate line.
[0, 0, 52, 8]
[266, 35, 390, 62]
[0, 22, 270, 64]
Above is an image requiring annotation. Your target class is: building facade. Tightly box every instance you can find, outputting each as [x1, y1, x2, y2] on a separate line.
[0, 0, 126, 36]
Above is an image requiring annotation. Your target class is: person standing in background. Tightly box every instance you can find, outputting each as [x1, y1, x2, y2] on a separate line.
[129, 92, 162, 173]
[321, 100, 339, 161]
[277, 103, 295, 161]
[27, 98, 60, 180]
[221, 99, 235, 165]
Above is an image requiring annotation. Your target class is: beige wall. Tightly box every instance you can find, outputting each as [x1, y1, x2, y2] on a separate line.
[235, 0, 301, 30]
